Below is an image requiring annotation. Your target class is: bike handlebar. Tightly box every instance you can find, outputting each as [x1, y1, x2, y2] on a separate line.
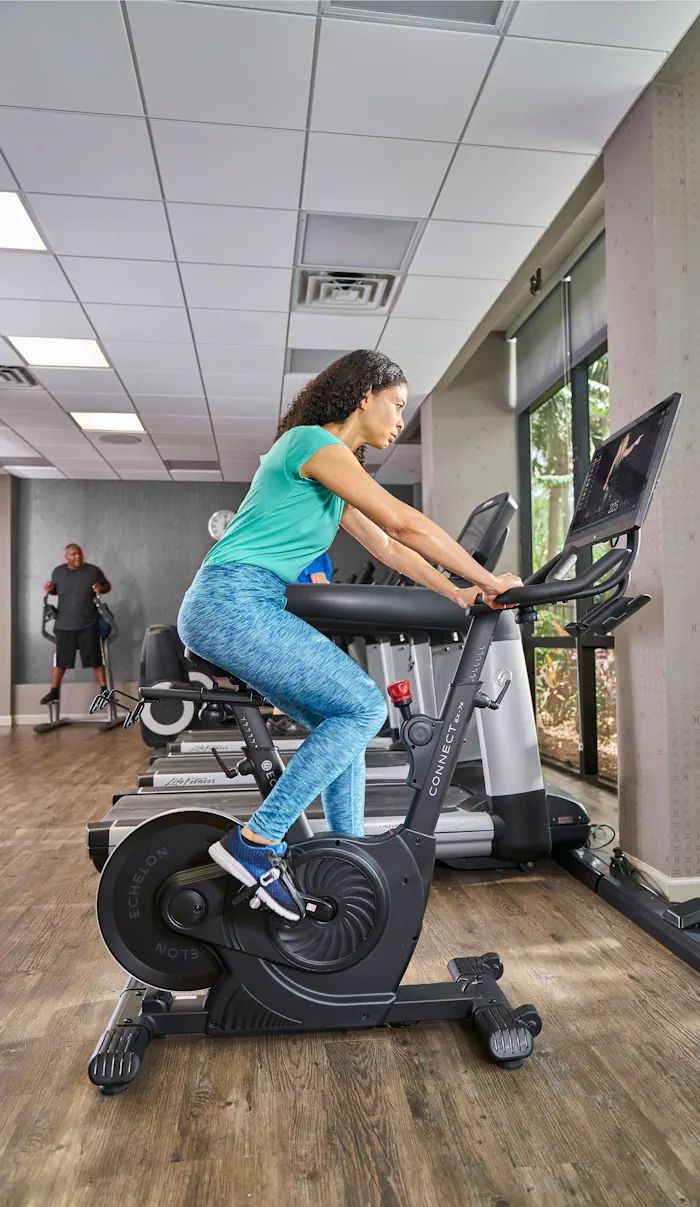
[494, 535, 637, 608]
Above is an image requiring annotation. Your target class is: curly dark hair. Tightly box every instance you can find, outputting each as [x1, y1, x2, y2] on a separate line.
[276, 349, 406, 465]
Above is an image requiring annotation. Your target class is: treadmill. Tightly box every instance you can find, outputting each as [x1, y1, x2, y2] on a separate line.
[147, 492, 517, 784]
[87, 580, 590, 872]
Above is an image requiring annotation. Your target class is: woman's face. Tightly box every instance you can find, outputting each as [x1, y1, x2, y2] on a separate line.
[361, 382, 408, 448]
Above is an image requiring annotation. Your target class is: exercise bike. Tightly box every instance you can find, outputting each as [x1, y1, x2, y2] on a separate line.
[89, 393, 680, 1095]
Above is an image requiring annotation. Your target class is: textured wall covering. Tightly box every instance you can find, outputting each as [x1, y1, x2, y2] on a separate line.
[14, 478, 415, 688]
[421, 334, 519, 571]
[605, 37, 700, 885]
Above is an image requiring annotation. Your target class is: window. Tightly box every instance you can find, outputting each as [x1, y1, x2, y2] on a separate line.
[518, 346, 616, 784]
[529, 384, 575, 634]
[535, 647, 580, 772]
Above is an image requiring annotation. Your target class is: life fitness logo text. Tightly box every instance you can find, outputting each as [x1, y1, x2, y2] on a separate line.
[428, 701, 464, 797]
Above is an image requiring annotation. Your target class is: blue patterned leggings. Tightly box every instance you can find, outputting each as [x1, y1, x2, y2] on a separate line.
[177, 563, 387, 842]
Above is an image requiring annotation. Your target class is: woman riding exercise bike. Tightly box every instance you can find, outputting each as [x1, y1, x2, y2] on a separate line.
[177, 350, 521, 922]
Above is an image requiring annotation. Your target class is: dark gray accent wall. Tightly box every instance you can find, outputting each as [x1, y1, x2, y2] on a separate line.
[16, 480, 249, 685]
[15, 479, 415, 684]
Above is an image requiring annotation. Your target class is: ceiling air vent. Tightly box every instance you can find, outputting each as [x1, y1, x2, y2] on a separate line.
[164, 459, 220, 471]
[295, 270, 396, 313]
[0, 366, 39, 388]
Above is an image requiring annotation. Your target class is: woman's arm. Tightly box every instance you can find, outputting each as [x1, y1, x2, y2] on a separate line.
[341, 507, 483, 609]
[305, 443, 517, 597]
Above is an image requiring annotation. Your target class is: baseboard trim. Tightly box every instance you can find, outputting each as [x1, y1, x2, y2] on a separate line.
[0, 715, 12, 726]
[627, 854, 700, 904]
[15, 712, 95, 725]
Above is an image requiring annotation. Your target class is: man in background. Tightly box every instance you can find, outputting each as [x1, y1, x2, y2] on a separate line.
[41, 543, 111, 707]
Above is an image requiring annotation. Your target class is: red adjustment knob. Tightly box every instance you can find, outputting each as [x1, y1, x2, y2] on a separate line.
[388, 680, 412, 703]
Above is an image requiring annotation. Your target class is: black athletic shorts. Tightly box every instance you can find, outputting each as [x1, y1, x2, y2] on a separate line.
[54, 623, 103, 670]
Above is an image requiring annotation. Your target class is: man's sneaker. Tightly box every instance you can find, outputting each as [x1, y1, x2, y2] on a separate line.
[208, 826, 302, 922]
[266, 714, 309, 739]
[40, 688, 60, 706]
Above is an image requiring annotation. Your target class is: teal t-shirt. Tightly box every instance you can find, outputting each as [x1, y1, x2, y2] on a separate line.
[203, 426, 346, 584]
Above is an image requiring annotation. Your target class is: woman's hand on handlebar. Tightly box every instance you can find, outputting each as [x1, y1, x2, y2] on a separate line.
[481, 572, 523, 610]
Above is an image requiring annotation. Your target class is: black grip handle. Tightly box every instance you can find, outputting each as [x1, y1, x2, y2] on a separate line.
[496, 546, 632, 607]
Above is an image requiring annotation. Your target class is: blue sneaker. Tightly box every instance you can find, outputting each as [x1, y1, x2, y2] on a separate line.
[208, 826, 302, 922]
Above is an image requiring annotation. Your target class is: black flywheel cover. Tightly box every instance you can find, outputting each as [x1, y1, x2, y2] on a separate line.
[96, 809, 232, 992]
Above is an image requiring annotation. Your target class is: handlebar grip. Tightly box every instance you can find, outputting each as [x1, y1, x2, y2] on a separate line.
[496, 546, 632, 606]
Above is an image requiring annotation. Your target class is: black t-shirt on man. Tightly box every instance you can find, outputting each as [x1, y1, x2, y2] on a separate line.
[51, 563, 109, 630]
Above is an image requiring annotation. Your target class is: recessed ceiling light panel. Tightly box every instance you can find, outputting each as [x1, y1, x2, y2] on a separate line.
[71, 412, 144, 433]
[0, 192, 46, 250]
[8, 337, 110, 369]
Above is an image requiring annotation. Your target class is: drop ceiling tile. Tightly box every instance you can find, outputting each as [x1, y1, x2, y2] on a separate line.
[128, 1, 314, 127]
[0, 252, 76, 302]
[197, 345, 286, 376]
[0, 335, 23, 364]
[282, 372, 313, 402]
[84, 304, 192, 343]
[143, 415, 213, 434]
[152, 120, 305, 208]
[33, 367, 127, 394]
[312, 19, 495, 142]
[66, 469, 120, 479]
[464, 38, 665, 154]
[203, 372, 283, 399]
[208, 397, 280, 418]
[380, 317, 469, 359]
[121, 470, 172, 480]
[0, 1, 142, 115]
[508, 0, 700, 52]
[304, 134, 453, 218]
[393, 276, 502, 323]
[7, 416, 82, 438]
[0, 157, 16, 189]
[131, 394, 209, 416]
[169, 204, 298, 268]
[52, 393, 135, 414]
[410, 220, 543, 279]
[0, 110, 160, 200]
[178, 1, 318, 15]
[0, 431, 37, 457]
[181, 264, 291, 312]
[42, 442, 103, 457]
[288, 312, 385, 350]
[27, 196, 174, 260]
[117, 369, 205, 396]
[61, 257, 185, 306]
[0, 300, 94, 339]
[211, 416, 277, 435]
[190, 309, 288, 346]
[155, 441, 217, 457]
[380, 351, 450, 395]
[215, 434, 272, 452]
[7, 466, 66, 479]
[104, 340, 199, 373]
[91, 444, 161, 462]
[435, 144, 593, 226]
[171, 469, 223, 481]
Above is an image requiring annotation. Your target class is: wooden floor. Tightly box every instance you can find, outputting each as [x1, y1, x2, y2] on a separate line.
[2, 727, 700, 1207]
